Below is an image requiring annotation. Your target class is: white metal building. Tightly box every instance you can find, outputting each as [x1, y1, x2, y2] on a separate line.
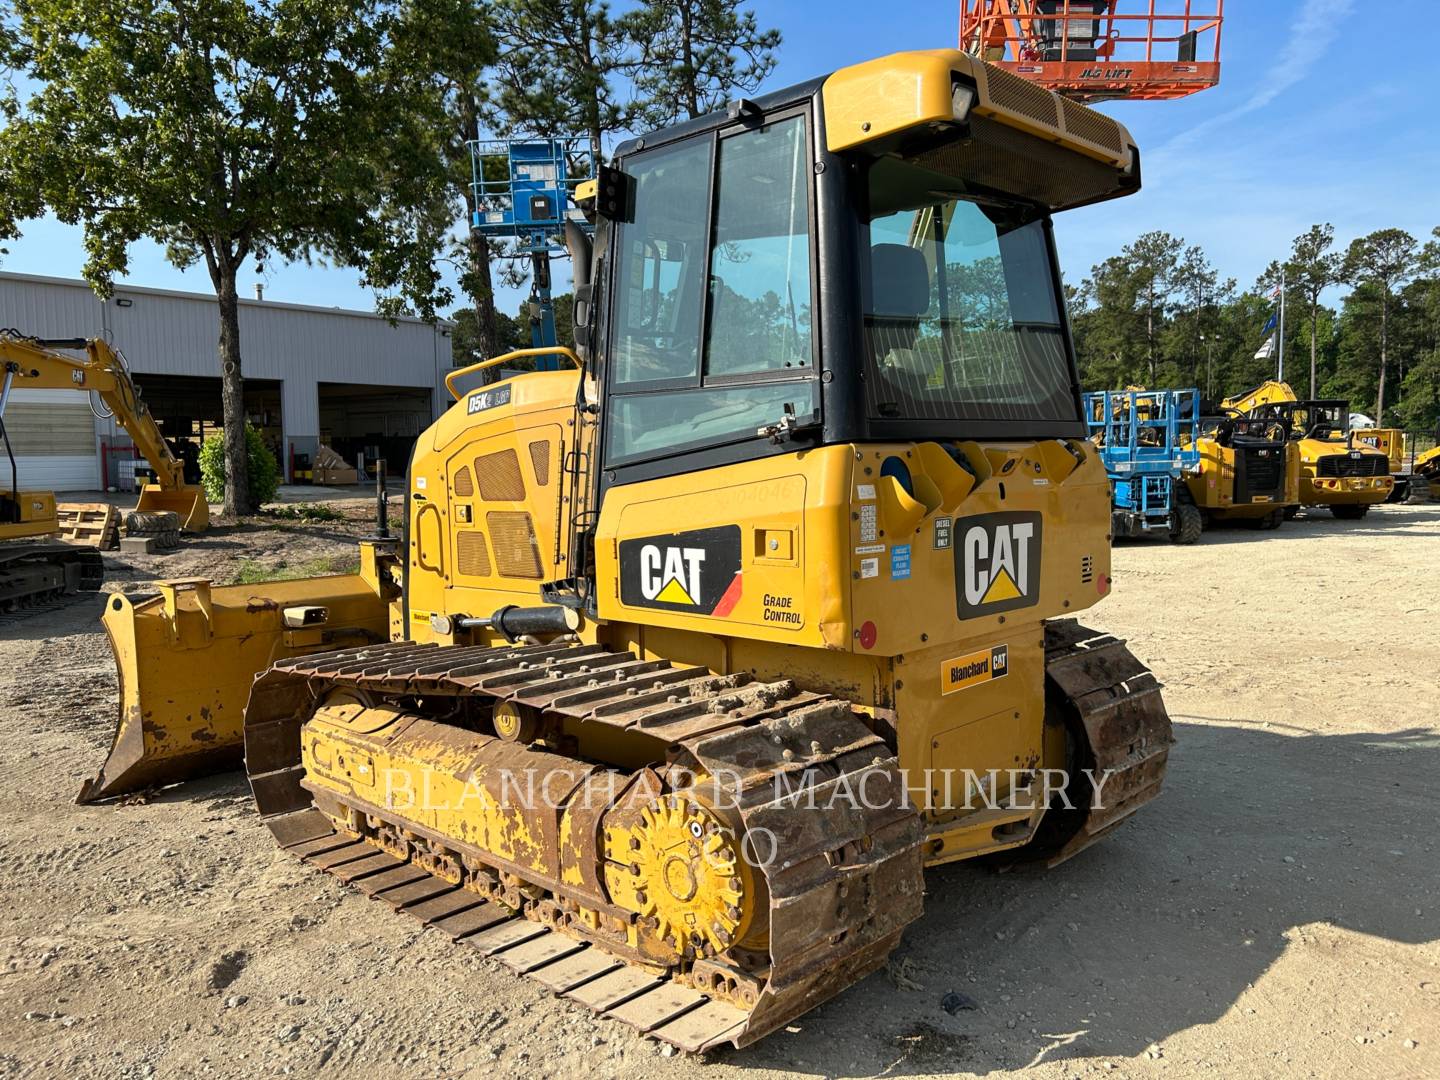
[1, 271, 454, 490]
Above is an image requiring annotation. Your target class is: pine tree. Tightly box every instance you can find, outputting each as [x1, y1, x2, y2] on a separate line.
[622, 0, 781, 128]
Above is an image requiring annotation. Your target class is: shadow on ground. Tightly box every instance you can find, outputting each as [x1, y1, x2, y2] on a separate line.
[713, 721, 1438, 1076]
[1114, 503, 1437, 548]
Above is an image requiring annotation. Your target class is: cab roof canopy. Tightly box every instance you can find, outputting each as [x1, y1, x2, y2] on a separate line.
[616, 50, 1140, 216]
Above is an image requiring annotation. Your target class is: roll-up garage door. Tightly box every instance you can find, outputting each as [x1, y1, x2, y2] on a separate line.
[2, 389, 100, 490]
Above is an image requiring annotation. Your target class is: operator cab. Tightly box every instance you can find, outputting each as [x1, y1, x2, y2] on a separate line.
[1251, 400, 1350, 442]
[587, 52, 1140, 493]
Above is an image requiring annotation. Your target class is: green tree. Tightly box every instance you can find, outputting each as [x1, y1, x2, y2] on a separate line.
[492, 0, 632, 152]
[198, 424, 279, 510]
[621, 0, 780, 128]
[0, 0, 454, 517]
[450, 306, 527, 367]
[1343, 228, 1419, 422]
[1126, 231, 1185, 384]
[1170, 245, 1228, 389]
[1284, 224, 1343, 400]
[1072, 254, 1146, 389]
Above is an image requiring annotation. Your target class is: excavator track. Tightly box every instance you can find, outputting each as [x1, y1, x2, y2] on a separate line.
[1037, 619, 1174, 866]
[0, 543, 103, 613]
[244, 640, 926, 1052]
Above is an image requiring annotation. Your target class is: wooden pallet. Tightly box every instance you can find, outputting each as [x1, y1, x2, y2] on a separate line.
[55, 503, 120, 550]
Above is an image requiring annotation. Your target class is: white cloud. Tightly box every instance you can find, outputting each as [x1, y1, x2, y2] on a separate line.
[1154, 0, 1357, 158]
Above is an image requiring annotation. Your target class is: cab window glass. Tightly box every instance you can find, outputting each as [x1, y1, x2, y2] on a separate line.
[605, 113, 818, 468]
[609, 383, 817, 463]
[611, 137, 713, 386]
[704, 116, 812, 377]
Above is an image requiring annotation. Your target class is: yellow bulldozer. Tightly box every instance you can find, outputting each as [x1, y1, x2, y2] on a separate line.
[1223, 381, 1392, 519]
[1, 332, 209, 609]
[81, 51, 1173, 1051]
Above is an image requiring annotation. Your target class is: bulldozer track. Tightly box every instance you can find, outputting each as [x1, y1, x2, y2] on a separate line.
[0, 545, 103, 615]
[244, 640, 926, 1052]
[1040, 619, 1173, 866]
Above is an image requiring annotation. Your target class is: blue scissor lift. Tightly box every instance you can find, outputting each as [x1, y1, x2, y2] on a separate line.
[1084, 389, 1203, 542]
[468, 137, 597, 370]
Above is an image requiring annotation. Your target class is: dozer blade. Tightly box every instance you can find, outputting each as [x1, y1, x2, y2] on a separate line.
[135, 483, 210, 531]
[79, 572, 388, 803]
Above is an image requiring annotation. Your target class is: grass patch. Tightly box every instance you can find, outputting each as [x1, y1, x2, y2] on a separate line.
[261, 502, 346, 523]
[227, 555, 360, 585]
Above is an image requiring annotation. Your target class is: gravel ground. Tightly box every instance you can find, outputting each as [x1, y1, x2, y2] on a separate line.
[1, 501, 1436, 1079]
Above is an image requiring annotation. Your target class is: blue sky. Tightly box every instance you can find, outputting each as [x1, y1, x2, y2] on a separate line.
[3, 0, 1435, 318]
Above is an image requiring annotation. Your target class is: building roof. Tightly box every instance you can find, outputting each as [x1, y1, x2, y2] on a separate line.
[0, 270, 454, 329]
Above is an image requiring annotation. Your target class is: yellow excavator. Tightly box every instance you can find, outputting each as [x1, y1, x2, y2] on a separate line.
[0, 332, 208, 608]
[1223, 381, 1393, 519]
[83, 51, 1173, 1050]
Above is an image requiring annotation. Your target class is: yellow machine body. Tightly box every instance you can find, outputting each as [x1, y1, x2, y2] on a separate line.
[1353, 427, 1404, 472]
[1223, 381, 1393, 511]
[0, 490, 59, 540]
[403, 366, 1114, 861]
[1184, 431, 1300, 521]
[95, 48, 1173, 1051]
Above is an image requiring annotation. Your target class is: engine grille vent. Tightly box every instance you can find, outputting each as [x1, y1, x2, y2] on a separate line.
[1241, 446, 1284, 494]
[529, 440, 552, 487]
[456, 530, 492, 577]
[1059, 95, 1123, 153]
[452, 465, 474, 497]
[1081, 555, 1094, 584]
[985, 64, 1060, 128]
[487, 511, 543, 578]
[1317, 453, 1387, 478]
[475, 449, 526, 501]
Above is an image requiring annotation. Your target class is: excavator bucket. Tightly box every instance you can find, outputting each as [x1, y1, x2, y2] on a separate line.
[79, 554, 393, 803]
[134, 483, 210, 531]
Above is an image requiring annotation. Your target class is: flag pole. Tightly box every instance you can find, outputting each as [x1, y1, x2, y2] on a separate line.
[1277, 267, 1286, 383]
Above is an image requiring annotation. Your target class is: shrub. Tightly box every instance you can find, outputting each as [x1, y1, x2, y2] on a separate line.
[199, 425, 280, 510]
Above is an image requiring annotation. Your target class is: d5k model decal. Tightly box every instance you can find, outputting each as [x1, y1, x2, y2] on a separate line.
[619, 525, 743, 615]
[954, 511, 1043, 618]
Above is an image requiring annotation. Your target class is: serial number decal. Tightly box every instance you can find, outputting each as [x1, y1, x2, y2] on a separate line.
[940, 644, 1010, 695]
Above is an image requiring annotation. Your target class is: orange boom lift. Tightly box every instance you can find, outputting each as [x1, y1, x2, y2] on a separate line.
[961, 1, 1223, 102]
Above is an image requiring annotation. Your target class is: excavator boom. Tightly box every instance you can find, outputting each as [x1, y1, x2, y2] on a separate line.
[0, 333, 208, 531]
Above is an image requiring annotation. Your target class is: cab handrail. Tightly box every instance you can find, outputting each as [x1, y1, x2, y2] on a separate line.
[445, 346, 582, 400]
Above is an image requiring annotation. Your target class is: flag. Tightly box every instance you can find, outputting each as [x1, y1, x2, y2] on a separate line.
[1254, 334, 1276, 360]
[1261, 311, 1278, 335]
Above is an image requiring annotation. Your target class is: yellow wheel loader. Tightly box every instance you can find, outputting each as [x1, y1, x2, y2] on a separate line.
[0, 332, 209, 608]
[1223, 381, 1392, 519]
[86, 51, 1173, 1051]
[1183, 413, 1300, 529]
